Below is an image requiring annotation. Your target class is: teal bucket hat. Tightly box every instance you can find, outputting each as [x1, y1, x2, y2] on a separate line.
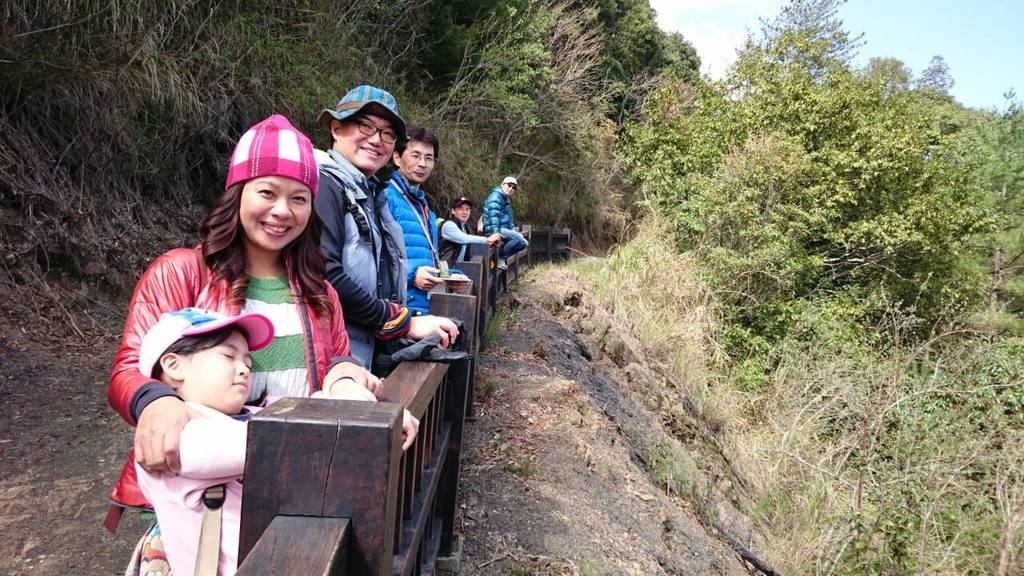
[318, 85, 407, 140]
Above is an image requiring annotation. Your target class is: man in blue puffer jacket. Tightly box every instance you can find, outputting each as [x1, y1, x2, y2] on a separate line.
[482, 176, 529, 269]
[385, 125, 455, 313]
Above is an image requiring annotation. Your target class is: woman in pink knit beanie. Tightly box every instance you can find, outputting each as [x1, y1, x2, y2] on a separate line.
[109, 115, 418, 574]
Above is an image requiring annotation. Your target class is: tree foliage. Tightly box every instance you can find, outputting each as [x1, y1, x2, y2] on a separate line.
[975, 97, 1024, 330]
[0, 0, 696, 288]
[916, 54, 956, 95]
[621, 0, 991, 349]
[615, 1, 1023, 572]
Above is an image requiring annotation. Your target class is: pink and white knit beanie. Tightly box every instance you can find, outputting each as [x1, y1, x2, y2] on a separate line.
[225, 114, 319, 195]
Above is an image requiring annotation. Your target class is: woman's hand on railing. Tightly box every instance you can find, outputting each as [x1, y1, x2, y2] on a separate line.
[322, 376, 377, 402]
[402, 409, 420, 451]
[325, 361, 382, 397]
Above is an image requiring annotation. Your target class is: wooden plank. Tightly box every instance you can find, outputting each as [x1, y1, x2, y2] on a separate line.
[458, 257, 485, 388]
[462, 253, 489, 354]
[553, 228, 572, 262]
[418, 518, 444, 576]
[436, 359, 470, 555]
[529, 228, 550, 263]
[521, 224, 532, 268]
[236, 515, 349, 576]
[240, 398, 403, 576]
[458, 259, 484, 344]
[379, 362, 447, 420]
[486, 244, 498, 325]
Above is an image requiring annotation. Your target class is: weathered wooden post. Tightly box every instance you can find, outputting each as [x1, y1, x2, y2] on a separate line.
[238, 399, 403, 575]
[520, 224, 532, 269]
[555, 227, 572, 262]
[466, 243, 497, 346]
[432, 288, 480, 424]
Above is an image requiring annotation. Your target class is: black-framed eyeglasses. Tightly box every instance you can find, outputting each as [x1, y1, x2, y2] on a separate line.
[353, 119, 398, 144]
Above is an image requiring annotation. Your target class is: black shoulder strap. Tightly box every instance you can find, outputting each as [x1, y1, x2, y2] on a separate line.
[322, 169, 372, 239]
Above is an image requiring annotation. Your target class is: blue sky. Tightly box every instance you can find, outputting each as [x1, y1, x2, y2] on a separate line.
[650, 0, 1023, 111]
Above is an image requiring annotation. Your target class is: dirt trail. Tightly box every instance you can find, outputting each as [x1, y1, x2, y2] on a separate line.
[0, 265, 761, 575]
[0, 300, 147, 575]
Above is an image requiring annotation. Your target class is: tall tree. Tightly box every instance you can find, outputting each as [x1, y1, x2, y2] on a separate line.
[916, 54, 955, 95]
[622, 0, 991, 339]
[863, 56, 912, 96]
[977, 96, 1024, 325]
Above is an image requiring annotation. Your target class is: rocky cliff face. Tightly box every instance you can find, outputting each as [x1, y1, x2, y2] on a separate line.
[459, 266, 767, 575]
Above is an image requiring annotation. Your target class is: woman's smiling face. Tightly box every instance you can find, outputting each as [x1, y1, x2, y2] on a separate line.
[238, 175, 312, 262]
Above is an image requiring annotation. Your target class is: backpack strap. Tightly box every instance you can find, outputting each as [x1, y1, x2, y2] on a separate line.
[193, 484, 226, 576]
[321, 168, 373, 240]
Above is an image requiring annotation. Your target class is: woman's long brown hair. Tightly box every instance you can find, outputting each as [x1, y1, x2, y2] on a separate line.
[199, 184, 333, 322]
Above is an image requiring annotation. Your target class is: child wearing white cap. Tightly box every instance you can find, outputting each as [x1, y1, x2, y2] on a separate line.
[130, 307, 274, 576]
[129, 307, 419, 576]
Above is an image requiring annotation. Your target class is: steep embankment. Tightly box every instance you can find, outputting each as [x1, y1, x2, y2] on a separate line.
[460, 266, 762, 575]
[0, 264, 763, 575]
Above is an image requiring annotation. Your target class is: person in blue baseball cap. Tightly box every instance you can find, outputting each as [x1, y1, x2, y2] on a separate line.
[313, 86, 459, 370]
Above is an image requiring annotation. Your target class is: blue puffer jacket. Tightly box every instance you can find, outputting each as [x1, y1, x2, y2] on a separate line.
[385, 172, 439, 314]
[482, 186, 515, 234]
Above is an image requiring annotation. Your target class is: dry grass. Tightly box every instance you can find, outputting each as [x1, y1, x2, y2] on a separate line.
[572, 217, 1024, 575]
[572, 216, 725, 414]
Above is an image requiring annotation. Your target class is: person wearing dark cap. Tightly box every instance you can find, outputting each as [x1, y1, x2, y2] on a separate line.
[314, 85, 458, 369]
[439, 196, 503, 269]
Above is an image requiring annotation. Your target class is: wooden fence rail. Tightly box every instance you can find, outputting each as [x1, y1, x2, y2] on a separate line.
[527, 226, 572, 265]
[234, 224, 566, 575]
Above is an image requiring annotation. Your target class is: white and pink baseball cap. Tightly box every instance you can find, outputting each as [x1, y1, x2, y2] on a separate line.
[139, 307, 275, 377]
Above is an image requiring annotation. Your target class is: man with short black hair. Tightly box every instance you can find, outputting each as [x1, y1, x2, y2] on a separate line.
[384, 124, 450, 314]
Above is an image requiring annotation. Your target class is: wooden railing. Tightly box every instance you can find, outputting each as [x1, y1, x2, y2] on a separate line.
[236, 294, 474, 576]
[526, 226, 572, 265]
[234, 225, 567, 575]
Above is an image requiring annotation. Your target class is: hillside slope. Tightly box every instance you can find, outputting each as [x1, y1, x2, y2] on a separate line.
[459, 266, 762, 575]
[0, 264, 763, 575]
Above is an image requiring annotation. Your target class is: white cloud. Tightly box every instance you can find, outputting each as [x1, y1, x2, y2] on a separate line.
[649, 0, 784, 79]
[679, 20, 748, 79]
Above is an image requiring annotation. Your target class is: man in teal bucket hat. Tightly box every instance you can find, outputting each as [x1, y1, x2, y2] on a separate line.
[313, 85, 458, 370]
[318, 85, 408, 141]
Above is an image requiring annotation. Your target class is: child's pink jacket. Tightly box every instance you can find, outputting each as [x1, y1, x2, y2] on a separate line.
[135, 402, 250, 576]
